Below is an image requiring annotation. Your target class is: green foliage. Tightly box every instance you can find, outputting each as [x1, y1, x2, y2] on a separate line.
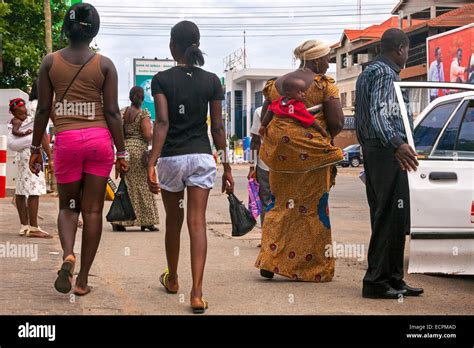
[0, 0, 69, 91]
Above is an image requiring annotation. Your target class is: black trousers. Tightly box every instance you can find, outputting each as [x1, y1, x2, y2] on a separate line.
[361, 140, 410, 292]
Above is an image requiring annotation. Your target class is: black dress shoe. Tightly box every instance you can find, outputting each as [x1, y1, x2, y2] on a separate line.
[362, 287, 407, 299]
[394, 284, 424, 296]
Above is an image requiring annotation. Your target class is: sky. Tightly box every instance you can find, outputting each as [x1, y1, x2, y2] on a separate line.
[89, 0, 400, 106]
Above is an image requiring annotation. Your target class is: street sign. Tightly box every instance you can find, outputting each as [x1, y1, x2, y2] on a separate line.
[133, 58, 175, 120]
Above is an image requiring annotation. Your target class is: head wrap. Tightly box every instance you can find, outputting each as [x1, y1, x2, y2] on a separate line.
[294, 40, 331, 62]
[9, 98, 25, 114]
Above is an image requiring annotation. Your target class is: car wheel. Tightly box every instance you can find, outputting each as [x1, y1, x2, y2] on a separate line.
[350, 157, 360, 167]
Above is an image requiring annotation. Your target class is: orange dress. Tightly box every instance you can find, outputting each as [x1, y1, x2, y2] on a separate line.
[255, 75, 343, 282]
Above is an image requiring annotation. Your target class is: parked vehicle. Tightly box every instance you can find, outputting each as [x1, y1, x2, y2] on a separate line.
[395, 81, 474, 275]
[340, 144, 363, 167]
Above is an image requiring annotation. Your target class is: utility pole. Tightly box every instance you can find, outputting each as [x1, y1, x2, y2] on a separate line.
[357, 0, 362, 30]
[243, 30, 247, 69]
[44, 0, 52, 54]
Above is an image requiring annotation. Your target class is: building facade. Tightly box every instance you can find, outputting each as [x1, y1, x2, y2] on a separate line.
[224, 68, 293, 139]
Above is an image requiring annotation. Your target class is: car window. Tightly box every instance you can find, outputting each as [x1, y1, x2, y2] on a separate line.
[456, 104, 474, 159]
[413, 101, 459, 156]
[432, 101, 467, 157]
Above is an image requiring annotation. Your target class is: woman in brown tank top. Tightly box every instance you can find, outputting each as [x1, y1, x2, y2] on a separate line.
[29, 3, 129, 296]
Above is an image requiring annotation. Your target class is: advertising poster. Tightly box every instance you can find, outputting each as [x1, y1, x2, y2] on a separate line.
[133, 59, 175, 120]
[427, 24, 473, 99]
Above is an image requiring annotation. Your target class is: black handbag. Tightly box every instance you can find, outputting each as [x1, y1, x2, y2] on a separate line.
[106, 177, 136, 222]
[228, 193, 256, 237]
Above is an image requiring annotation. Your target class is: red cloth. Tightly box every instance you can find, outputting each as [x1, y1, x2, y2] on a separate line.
[269, 97, 315, 128]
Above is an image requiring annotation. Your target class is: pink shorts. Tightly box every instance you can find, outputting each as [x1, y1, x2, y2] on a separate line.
[54, 127, 114, 184]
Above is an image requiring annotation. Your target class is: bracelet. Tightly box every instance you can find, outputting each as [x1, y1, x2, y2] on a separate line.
[116, 150, 130, 161]
[30, 145, 42, 154]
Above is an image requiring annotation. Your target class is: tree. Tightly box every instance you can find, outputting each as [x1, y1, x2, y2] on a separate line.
[0, 0, 69, 91]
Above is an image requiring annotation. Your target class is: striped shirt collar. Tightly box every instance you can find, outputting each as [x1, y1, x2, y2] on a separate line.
[375, 55, 402, 74]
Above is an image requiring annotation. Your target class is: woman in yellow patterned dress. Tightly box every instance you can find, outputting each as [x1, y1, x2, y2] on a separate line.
[255, 40, 345, 282]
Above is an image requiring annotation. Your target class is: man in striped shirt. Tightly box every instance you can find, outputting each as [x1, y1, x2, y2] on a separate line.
[355, 28, 423, 300]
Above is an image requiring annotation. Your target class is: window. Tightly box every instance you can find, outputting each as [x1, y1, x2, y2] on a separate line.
[351, 91, 356, 107]
[456, 105, 474, 157]
[413, 101, 458, 156]
[254, 91, 263, 109]
[433, 101, 467, 157]
[352, 53, 359, 66]
[341, 54, 347, 69]
[341, 92, 347, 108]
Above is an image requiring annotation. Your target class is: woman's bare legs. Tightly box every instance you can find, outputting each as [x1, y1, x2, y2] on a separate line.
[15, 195, 29, 225]
[57, 181, 82, 259]
[161, 189, 185, 292]
[27, 195, 40, 227]
[186, 186, 210, 303]
[75, 173, 108, 294]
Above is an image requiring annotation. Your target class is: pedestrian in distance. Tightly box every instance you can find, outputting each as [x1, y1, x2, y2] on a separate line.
[110, 86, 160, 232]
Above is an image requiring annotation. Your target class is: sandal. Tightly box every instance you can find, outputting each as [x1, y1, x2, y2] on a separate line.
[141, 225, 159, 232]
[260, 269, 274, 279]
[74, 285, 93, 296]
[27, 226, 53, 239]
[159, 268, 178, 294]
[191, 297, 208, 314]
[54, 255, 75, 294]
[19, 225, 29, 236]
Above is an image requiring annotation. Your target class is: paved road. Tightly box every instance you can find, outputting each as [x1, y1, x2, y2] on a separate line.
[0, 166, 472, 315]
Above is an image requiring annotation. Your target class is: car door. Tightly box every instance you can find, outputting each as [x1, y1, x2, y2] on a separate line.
[395, 83, 474, 274]
[409, 98, 474, 234]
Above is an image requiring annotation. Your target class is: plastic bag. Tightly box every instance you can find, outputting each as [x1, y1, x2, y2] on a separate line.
[228, 193, 256, 237]
[106, 178, 136, 222]
[247, 178, 262, 219]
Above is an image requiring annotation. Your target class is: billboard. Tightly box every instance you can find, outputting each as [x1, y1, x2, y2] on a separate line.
[427, 24, 474, 99]
[133, 58, 175, 120]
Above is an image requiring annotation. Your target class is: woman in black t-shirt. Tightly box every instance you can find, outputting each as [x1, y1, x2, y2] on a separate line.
[147, 21, 234, 314]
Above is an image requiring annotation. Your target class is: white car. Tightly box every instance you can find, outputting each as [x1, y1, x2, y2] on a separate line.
[395, 82, 474, 275]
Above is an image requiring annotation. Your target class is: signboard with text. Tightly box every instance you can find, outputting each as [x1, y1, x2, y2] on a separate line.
[133, 58, 175, 120]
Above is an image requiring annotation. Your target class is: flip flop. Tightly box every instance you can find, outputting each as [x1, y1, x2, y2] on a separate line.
[191, 298, 208, 314]
[73, 285, 93, 296]
[159, 269, 178, 294]
[54, 256, 75, 294]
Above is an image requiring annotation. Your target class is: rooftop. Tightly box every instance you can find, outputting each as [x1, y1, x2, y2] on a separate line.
[350, 3, 474, 53]
[331, 16, 425, 50]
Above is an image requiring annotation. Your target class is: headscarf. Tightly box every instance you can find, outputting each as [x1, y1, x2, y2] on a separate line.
[294, 40, 331, 63]
[9, 98, 26, 114]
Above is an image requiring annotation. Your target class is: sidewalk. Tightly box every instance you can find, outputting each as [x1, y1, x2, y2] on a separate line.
[0, 167, 472, 315]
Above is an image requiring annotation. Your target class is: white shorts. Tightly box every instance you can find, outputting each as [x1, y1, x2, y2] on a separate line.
[157, 154, 217, 192]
